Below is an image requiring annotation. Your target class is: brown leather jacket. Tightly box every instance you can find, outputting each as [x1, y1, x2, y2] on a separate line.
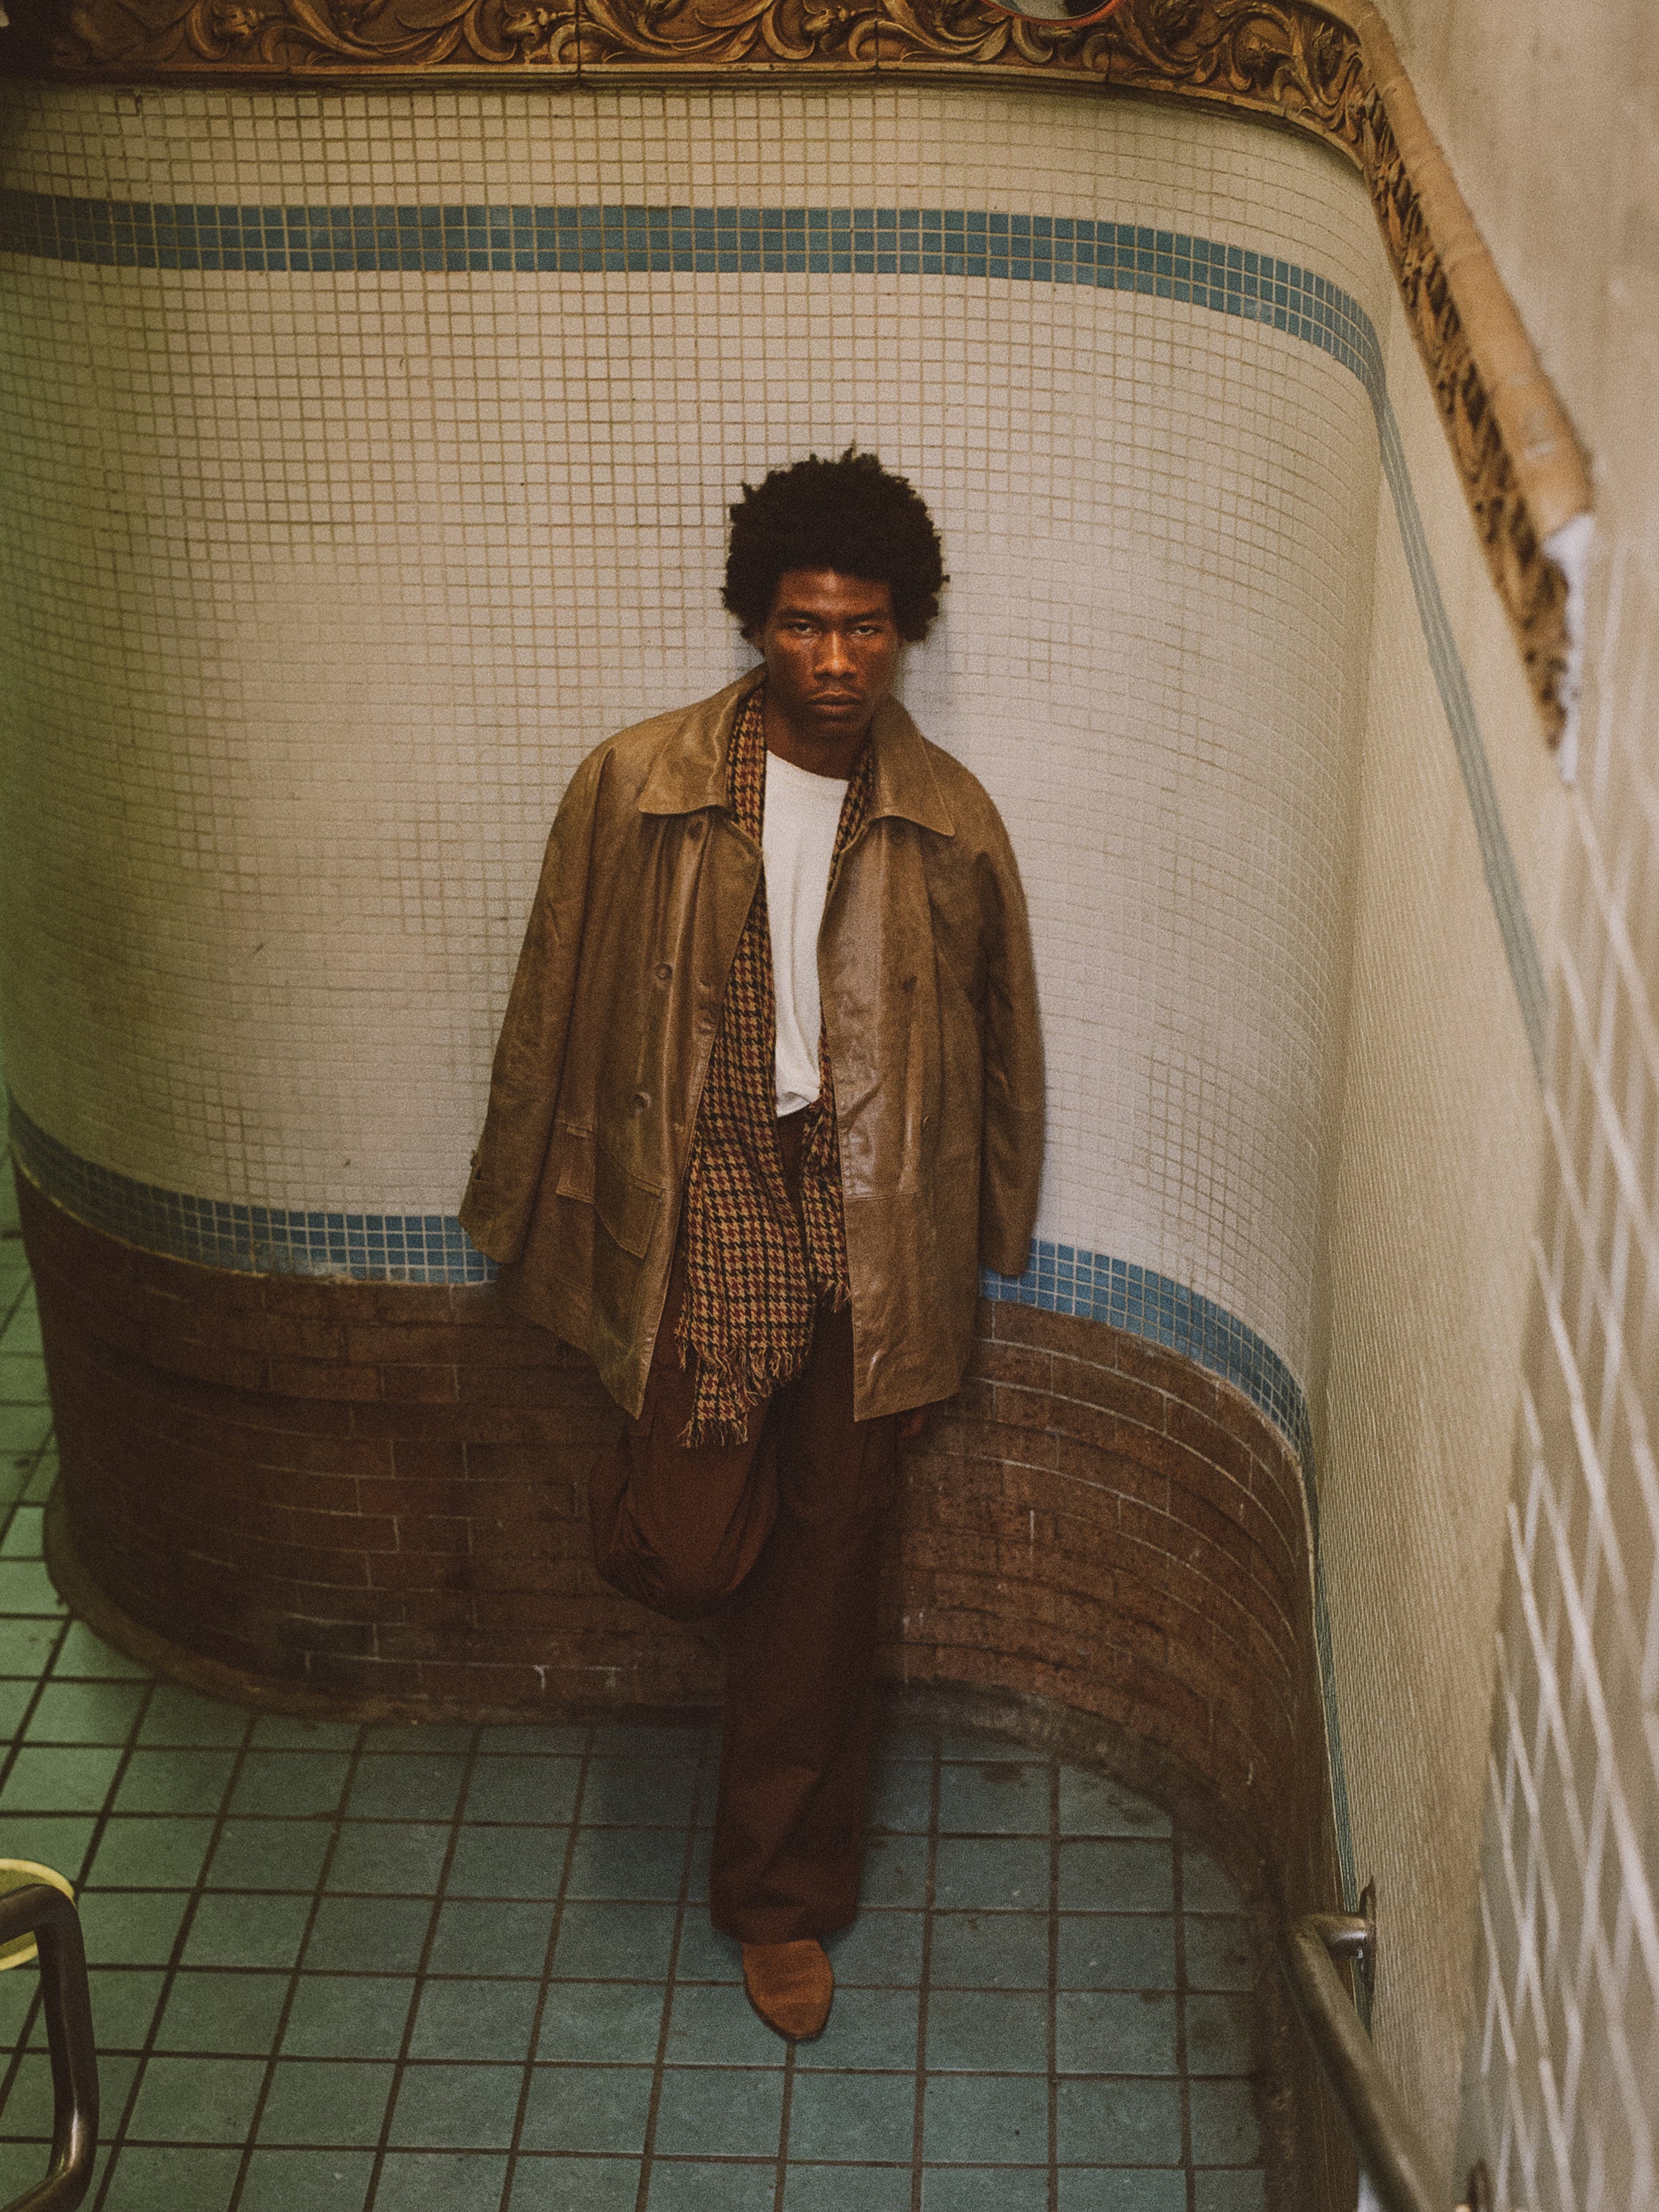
[460, 669, 1045, 1421]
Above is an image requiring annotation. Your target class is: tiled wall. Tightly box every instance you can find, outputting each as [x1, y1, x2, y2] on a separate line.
[0, 80, 1390, 1404]
[1315, 271, 1568, 2173]
[1369, 2, 1659, 2204]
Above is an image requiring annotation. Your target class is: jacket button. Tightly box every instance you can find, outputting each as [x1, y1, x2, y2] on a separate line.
[655, 963, 672, 983]
[632, 1090, 651, 1112]
[902, 975, 916, 991]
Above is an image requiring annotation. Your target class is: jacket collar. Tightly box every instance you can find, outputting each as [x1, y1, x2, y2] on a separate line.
[637, 667, 955, 838]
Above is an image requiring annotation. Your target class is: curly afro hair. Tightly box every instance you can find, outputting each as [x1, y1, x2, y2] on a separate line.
[722, 448, 947, 643]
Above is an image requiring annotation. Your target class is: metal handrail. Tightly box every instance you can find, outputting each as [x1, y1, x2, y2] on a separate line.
[0, 1885, 98, 2212]
[1279, 1885, 1445, 2212]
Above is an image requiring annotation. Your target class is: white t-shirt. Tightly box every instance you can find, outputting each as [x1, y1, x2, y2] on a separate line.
[762, 750, 849, 1115]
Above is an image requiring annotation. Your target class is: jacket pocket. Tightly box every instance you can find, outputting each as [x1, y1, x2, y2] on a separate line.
[550, 1124, 662, 1260]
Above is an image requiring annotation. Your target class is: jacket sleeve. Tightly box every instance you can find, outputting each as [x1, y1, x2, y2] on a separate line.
[458, 745, 606, 1265]
[977, 810, 1045, 1278]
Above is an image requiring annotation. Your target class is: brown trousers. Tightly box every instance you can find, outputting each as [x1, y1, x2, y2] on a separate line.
[588, 1114, 897, 1945]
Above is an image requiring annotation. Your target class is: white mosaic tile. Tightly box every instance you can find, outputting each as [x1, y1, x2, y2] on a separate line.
[0, 80, 1389, 1395]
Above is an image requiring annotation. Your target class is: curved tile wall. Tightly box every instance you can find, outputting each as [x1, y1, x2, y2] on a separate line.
[16, 0, 1592, 755]
[0, 90, 1385, 2108]
[0, 82, 1389, 1397]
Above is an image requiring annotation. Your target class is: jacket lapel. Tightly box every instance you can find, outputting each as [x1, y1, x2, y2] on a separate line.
[636, 671, 762, 817]
[866, 696, 955, 836]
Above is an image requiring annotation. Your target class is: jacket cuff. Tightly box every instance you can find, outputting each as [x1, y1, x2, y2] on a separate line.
[458, 1180, 524, 1267]
[981, 1230, 1035, 1282]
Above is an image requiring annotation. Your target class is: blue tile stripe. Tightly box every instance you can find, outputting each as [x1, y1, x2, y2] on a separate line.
[0, 188, 1368, 356]
[1371, 391, 1549, 1072]
[9, 1093, 1310, 1436]
[983, 1238, 1310, 1466]
[11, 1092, 1307, 1440]
[6, 1097, 492, 1286]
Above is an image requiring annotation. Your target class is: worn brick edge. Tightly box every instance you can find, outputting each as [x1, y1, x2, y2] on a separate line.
[37, 1481, 713, 1729]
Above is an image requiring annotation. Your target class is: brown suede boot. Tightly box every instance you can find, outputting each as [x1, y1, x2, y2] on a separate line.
[741, 1938, 834, 2040]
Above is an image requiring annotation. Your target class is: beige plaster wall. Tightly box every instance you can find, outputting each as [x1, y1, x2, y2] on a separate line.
[1372, 0, 1650, 450]
[1319, 276, 1568, 2175]
[1368, 4, 1659, 2203]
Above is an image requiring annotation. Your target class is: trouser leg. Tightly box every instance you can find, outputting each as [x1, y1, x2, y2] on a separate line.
[587, 1113, 897, 1942]
[710, 1298, 897, 1943]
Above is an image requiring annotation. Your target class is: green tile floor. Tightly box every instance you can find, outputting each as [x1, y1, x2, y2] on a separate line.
[0, 1182, 1271, 2211]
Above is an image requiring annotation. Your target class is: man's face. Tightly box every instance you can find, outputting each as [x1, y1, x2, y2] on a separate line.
[755, 569, 901, 748]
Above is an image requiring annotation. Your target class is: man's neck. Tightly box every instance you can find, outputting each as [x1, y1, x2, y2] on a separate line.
[760, 685, 874, 782]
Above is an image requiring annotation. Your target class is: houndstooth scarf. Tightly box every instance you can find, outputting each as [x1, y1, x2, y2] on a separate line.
[674, 684, 872, 1445]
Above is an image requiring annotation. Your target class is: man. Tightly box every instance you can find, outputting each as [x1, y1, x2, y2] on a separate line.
[460, 450, 1043, 2041]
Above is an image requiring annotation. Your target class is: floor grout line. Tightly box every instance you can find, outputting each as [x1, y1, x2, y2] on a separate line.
[908, 1728, 941, 2212]
[632, 1724, 719, 2212]
[772, 2029, 797, 2211]
[496, 1721, 596, 2212]
[90, 1684, 252, 2210]
[1174, 1825, 1196, 2212]
[222, 1718, 376, 2211]
[0, 1502, 71, 2133]
[359, 1721, 487, 2209]
[1048, 1749, 1060, 2212]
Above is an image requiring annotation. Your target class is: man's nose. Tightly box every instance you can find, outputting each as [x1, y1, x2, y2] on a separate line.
[816, 629, 854, 675]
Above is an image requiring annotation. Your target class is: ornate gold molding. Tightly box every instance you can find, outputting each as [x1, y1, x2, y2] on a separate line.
[9, 0, 1590, 741]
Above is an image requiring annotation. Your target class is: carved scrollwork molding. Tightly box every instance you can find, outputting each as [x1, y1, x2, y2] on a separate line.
[7, 0, 1590, 741]
[1345, 0, 1590, 747]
